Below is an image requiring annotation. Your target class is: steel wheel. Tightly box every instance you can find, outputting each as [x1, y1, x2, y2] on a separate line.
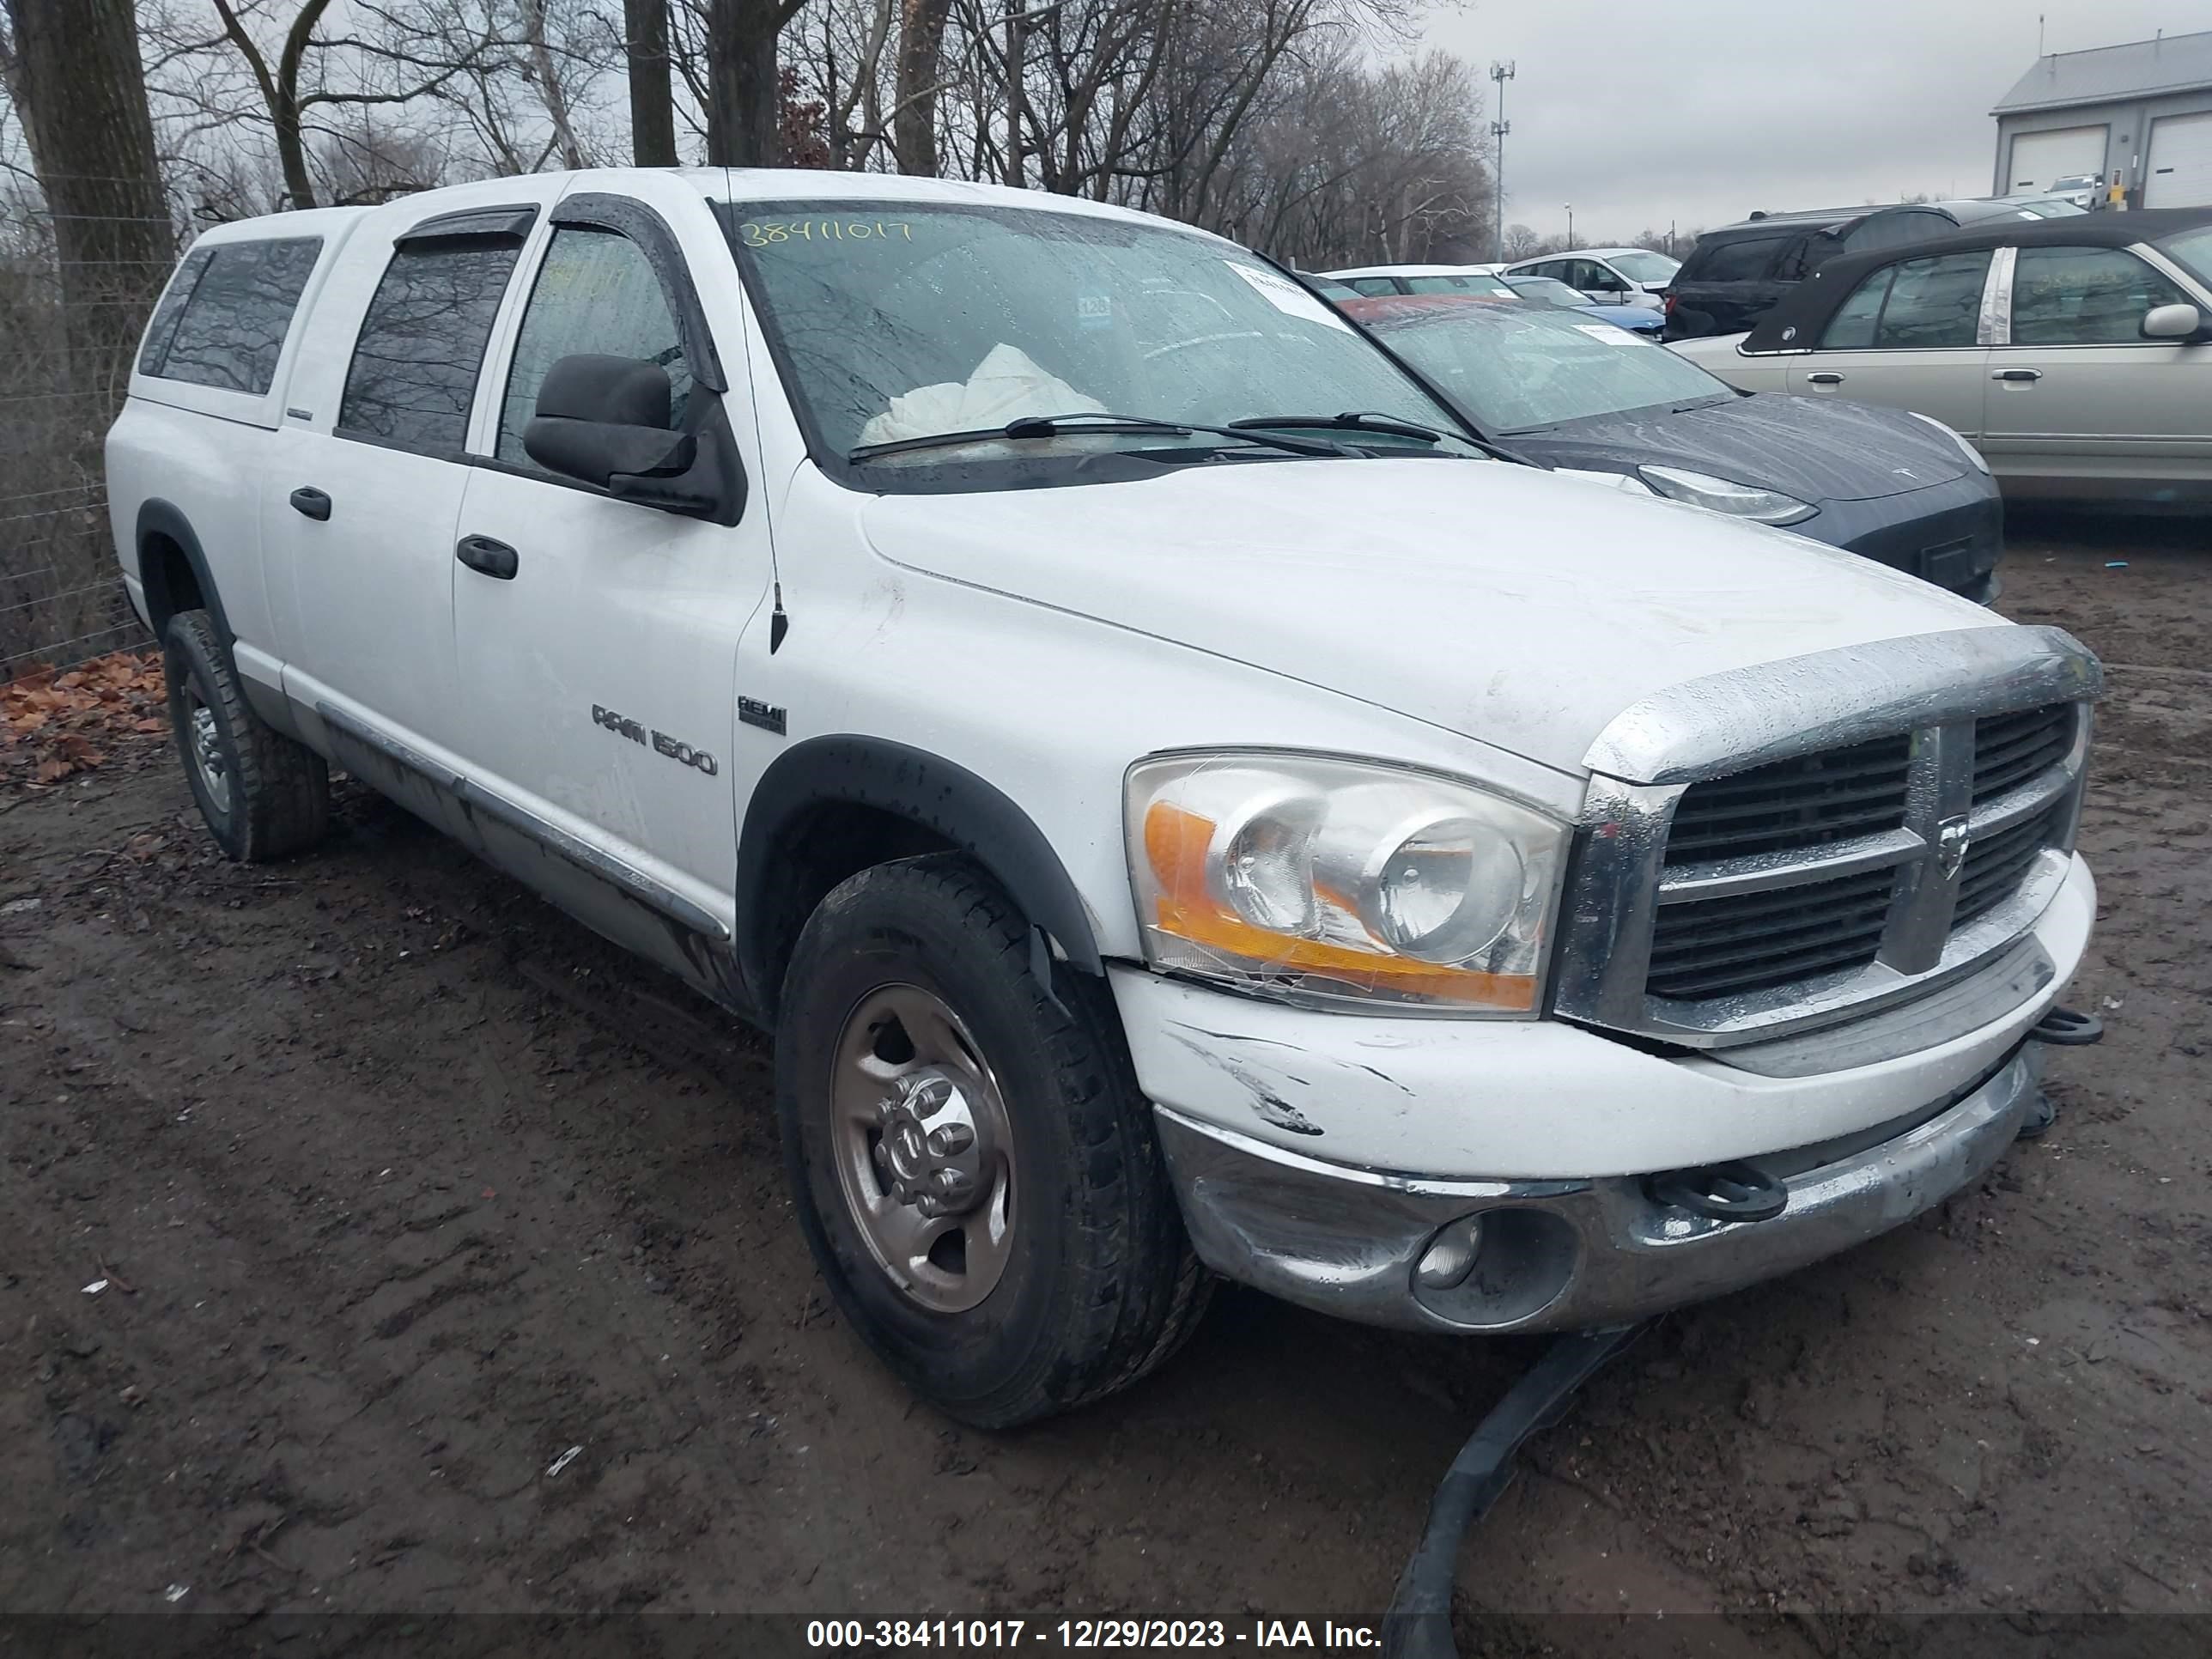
[829, 983, 1016, 1314]
[183, 690, 231, 814]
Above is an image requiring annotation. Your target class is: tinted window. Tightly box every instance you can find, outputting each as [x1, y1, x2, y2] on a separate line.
[138, 238, 322, 394]
[1841, 210, 1941, 254]
[2010, 246, 2190, 345]
[1821, 267, 1893, 348]
[497, 228, 691, 465]
[337, 237, 521, 454]
[1346, 276, 1401, 295]
[1692, 236, 1784, 283]
[1404, 274, 1514, 295]
[1871, 251, 1990, 348]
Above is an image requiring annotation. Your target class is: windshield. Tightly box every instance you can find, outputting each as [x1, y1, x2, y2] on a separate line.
[2160, 226, 2212, 288]
[1605, 251, 1680, 283]
[1366, 301, 1731, 433]
[1505, 276, 1586, 307]
[1403, 272, 1516, 296]
[722, 200, 1480, 483]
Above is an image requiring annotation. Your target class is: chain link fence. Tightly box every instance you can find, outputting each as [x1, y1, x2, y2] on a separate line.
[0, 185, 167, 684]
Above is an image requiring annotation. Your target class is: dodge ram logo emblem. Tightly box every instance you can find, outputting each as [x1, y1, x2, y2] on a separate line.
[1936, 814, 1971, 879]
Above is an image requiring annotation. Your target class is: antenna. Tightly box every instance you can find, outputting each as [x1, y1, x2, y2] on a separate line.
[1489, 61, 1516, 261]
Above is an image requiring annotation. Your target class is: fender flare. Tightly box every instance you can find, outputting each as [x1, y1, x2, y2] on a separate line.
[135, 499, 231, 644]
[735, 736, 1105, 1006]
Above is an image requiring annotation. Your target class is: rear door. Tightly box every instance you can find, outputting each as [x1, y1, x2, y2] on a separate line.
[264, 190, 547, 757]
[1785, 249, 1993, 434]
[1980, 242, 2212, 489]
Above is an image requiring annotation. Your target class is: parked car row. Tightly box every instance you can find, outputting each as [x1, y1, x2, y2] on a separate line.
[1337, 293, 2000, 597]
[1662, 196, 2087, 340]
[1670, 207, 2212, 504]
[110, 168, 2099, 1425]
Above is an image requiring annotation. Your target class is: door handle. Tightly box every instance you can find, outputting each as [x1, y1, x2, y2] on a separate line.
[1991, 368, 2043, 382]
[455, 534, 519, 580]
[1805, 372, 1845, 386]
[289, 486, 331, 520]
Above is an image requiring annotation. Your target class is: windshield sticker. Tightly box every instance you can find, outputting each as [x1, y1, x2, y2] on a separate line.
[1225, 262, 1351, 330]
[1078, 293, 1114, 331]
[1574, 324, 1638, 345]
[738, 218, 915, 247]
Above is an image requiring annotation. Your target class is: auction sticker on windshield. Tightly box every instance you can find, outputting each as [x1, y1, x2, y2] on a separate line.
[1226, 263, 1350, 330]
[1574, 324, 1638, 345]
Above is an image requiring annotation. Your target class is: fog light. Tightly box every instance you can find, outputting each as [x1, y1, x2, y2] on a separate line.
[1413, 1216, 1485, 1291]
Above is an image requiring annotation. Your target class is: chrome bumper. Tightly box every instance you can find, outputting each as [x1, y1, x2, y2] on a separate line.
[1156, 1043, 2041, 1334]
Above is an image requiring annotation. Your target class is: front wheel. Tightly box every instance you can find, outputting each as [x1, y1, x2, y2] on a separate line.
[776, 855, 1208, 1426]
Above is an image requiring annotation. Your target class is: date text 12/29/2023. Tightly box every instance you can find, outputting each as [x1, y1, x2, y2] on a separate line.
[804, 1620, 1382, 1650]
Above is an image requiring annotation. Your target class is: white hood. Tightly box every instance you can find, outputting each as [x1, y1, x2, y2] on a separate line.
[860, 458, 1996, 773]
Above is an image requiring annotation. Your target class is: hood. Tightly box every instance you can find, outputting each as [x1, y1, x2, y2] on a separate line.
[1512, 392, 1968, 503]
[859, 458, 1996, 775]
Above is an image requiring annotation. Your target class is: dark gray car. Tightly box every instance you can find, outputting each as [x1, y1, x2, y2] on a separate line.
[1343, 293, 2002, 600]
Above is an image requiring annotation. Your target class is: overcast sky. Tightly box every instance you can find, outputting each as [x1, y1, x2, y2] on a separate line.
[1414, 0, 2186, 246]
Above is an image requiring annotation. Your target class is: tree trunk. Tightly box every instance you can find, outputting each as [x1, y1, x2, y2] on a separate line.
[3, 0, 172, 398]
[623, 0, 678, 166]
[706, 0, 786, 167]
[891, 0, 951, 174]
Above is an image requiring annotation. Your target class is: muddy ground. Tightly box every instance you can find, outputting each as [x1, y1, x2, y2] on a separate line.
[2, 514, 2207, 1652]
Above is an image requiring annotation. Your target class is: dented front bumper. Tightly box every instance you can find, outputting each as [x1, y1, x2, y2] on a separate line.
[1112, 853, 2093, 1334]
[1153, 1043, 2039, 1333]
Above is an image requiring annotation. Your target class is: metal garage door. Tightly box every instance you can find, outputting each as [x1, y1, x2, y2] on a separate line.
[2007, 125, 2107, 192]
[2145, 112, 2212, 208]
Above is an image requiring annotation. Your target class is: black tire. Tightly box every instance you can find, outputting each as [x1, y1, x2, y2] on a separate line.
[162, 608, 329, 863]
[777, 854, 1210, 1427]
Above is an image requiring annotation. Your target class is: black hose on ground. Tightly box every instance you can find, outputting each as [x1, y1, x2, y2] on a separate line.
[1381, 1322, 1650, 1659]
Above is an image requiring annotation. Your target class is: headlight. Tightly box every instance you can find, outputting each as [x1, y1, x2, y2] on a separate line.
[1125, 753, 1569, 1014]
[1906, 410, 1991, 474]
[1637, 465, 1816, 525]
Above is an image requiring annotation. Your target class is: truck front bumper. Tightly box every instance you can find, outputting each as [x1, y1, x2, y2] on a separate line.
[1118, 851, 2092, 1334]
[1155, 1042, 2039, 1333]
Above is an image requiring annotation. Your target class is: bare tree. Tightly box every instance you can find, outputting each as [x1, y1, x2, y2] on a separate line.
[624, 0, 679, 163]
[704, 0, 808, 166]
[0, 0, 171, 381]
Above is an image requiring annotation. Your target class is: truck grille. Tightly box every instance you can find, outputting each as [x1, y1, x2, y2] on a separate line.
[1648, 867, 1893, 1000]
[1644, 706, 2083, 1005]
[1666, 733, 1911, 863]
[1551, 628, 2099, 1048]
[1972, 704, 2073, 803]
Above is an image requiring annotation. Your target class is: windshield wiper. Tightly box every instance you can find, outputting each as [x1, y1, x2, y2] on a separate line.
[848, 411, 1352, 463]
[1229, 410, 1445, 444]
[1235, 409, 1538, 468]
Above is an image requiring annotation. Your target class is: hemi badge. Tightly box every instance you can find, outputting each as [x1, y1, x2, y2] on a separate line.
[738, 696, 787, 736]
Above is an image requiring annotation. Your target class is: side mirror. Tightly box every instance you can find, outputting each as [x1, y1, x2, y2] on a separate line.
[524, 354, 696, 489]
[2142, 302, 2204, 341]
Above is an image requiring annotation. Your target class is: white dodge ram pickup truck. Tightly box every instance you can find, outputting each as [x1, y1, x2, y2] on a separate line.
[108, 169, 2100, 1426]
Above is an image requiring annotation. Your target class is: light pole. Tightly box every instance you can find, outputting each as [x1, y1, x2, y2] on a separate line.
[1488, 61, 1515, 261]
[1565, 202, 1574, 246]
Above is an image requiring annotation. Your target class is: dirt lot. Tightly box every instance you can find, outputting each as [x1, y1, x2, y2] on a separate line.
[3, 514, 2208, 1650]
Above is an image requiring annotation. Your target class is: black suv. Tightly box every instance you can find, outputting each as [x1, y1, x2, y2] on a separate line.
[1662, 198, 2087, 339]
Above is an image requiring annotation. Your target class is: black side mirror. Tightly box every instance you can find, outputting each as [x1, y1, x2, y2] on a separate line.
[524, 354, 696, 489]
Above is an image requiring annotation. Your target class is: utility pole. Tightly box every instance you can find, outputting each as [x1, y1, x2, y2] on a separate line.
[1488, 61, 1515, 261]
[1565, 202, 1574, 246]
